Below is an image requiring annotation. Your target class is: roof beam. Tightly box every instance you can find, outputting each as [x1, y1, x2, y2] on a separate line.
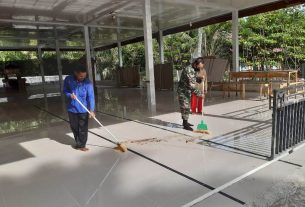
[162, 0, 234, 11]
[238, 0, 305, 16]
[89, 24, 143, 31]
[0, 35, 87, 42]
[0, 35, 54, 41]
[0, 18, 143, 30]
[0, 18, 83, 27]
[0, 46, 85, 51]
[116, 13, 143, 20]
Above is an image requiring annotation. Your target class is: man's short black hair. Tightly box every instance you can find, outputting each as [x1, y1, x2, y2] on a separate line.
[74, 67, 87, 73]
[74, 56, 87, 73]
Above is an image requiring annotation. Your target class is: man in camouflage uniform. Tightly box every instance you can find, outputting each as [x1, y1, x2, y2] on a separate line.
[177, 57, 204, 131]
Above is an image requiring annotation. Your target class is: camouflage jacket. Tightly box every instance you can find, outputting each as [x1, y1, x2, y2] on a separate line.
[177, 65, 203, 97]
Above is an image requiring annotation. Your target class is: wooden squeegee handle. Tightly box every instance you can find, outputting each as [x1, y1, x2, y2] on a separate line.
[202, 81, 205, 117]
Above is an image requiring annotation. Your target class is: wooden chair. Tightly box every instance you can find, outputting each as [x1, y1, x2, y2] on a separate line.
[203, 57, 229, 96]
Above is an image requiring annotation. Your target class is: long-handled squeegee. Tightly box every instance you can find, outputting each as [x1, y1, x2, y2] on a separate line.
[75, 97, 128, 152]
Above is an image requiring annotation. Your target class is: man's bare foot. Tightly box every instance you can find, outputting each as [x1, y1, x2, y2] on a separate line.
[79, 147, 89, 151]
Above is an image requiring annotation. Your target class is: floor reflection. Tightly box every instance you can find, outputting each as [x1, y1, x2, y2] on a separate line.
[0, 85, 63, 137]
[96, 87, 179, 120]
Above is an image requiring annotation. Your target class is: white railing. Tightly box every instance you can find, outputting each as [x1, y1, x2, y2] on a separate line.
[0, 75, 69, 87]
[24, 75, 68, 85]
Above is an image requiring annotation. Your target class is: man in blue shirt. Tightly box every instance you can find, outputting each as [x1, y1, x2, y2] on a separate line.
[63, 66, 95, 151]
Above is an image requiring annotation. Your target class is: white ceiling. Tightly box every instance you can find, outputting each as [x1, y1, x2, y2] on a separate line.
[0, 0, 289, 49]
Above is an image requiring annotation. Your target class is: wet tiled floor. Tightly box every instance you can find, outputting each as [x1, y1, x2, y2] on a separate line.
[1, 85, 305, 207]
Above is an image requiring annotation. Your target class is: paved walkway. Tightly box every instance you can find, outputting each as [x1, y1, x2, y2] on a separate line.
[0, 87, 304, 207]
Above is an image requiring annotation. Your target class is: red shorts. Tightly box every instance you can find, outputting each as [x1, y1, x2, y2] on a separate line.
[191, 93, 203, 113]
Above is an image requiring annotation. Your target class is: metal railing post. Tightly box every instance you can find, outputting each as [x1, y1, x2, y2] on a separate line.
[270, 89, 277, 160]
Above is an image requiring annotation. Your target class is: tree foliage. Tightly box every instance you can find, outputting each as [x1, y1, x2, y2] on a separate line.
[96, 48, 118, 80]
[239, 6, 305, 70]
[164, 31, 197, 70]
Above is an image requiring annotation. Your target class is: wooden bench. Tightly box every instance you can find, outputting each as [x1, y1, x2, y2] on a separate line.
[228, 70, 298, 99]
[223, 81, 270, 99]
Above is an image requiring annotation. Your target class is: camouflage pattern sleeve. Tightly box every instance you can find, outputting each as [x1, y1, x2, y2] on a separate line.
[177, 65, 202, 96]
[188, 67, 203, 96]
[193, 87, 203, 97]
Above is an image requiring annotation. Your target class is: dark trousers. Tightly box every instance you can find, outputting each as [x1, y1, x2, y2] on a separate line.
[68, 112, 89, 148]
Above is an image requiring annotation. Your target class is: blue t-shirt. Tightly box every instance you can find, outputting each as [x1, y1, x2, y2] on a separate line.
[63, 75, 95, 113]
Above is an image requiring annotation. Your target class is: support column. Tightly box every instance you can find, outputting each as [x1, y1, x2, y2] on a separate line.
[232, 10, 239, 72]
[143, 0, 156, 110]
[91, 47, 99, 81]
[197, 28, 203, 57]
[90, 28, 101, 84]
[118, 41, 123, 68]
[84, 26, 94, 82]
[55, 38, 63, 93]
[89, 28, 98, 89]
[37, 46, 46, 93]
[158, 30, 164, 64]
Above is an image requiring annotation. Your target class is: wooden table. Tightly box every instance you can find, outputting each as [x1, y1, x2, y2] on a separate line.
[229, 70, 298, 99]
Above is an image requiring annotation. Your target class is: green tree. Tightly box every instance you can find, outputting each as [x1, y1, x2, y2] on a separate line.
[240, 6, 305, 70]
[201, 22, 232, 60]
[95, 48, 118, 80]
[164, 31, 196, 70]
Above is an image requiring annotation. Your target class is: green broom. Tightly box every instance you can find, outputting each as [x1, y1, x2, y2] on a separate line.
[194, 81, 210, 134]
